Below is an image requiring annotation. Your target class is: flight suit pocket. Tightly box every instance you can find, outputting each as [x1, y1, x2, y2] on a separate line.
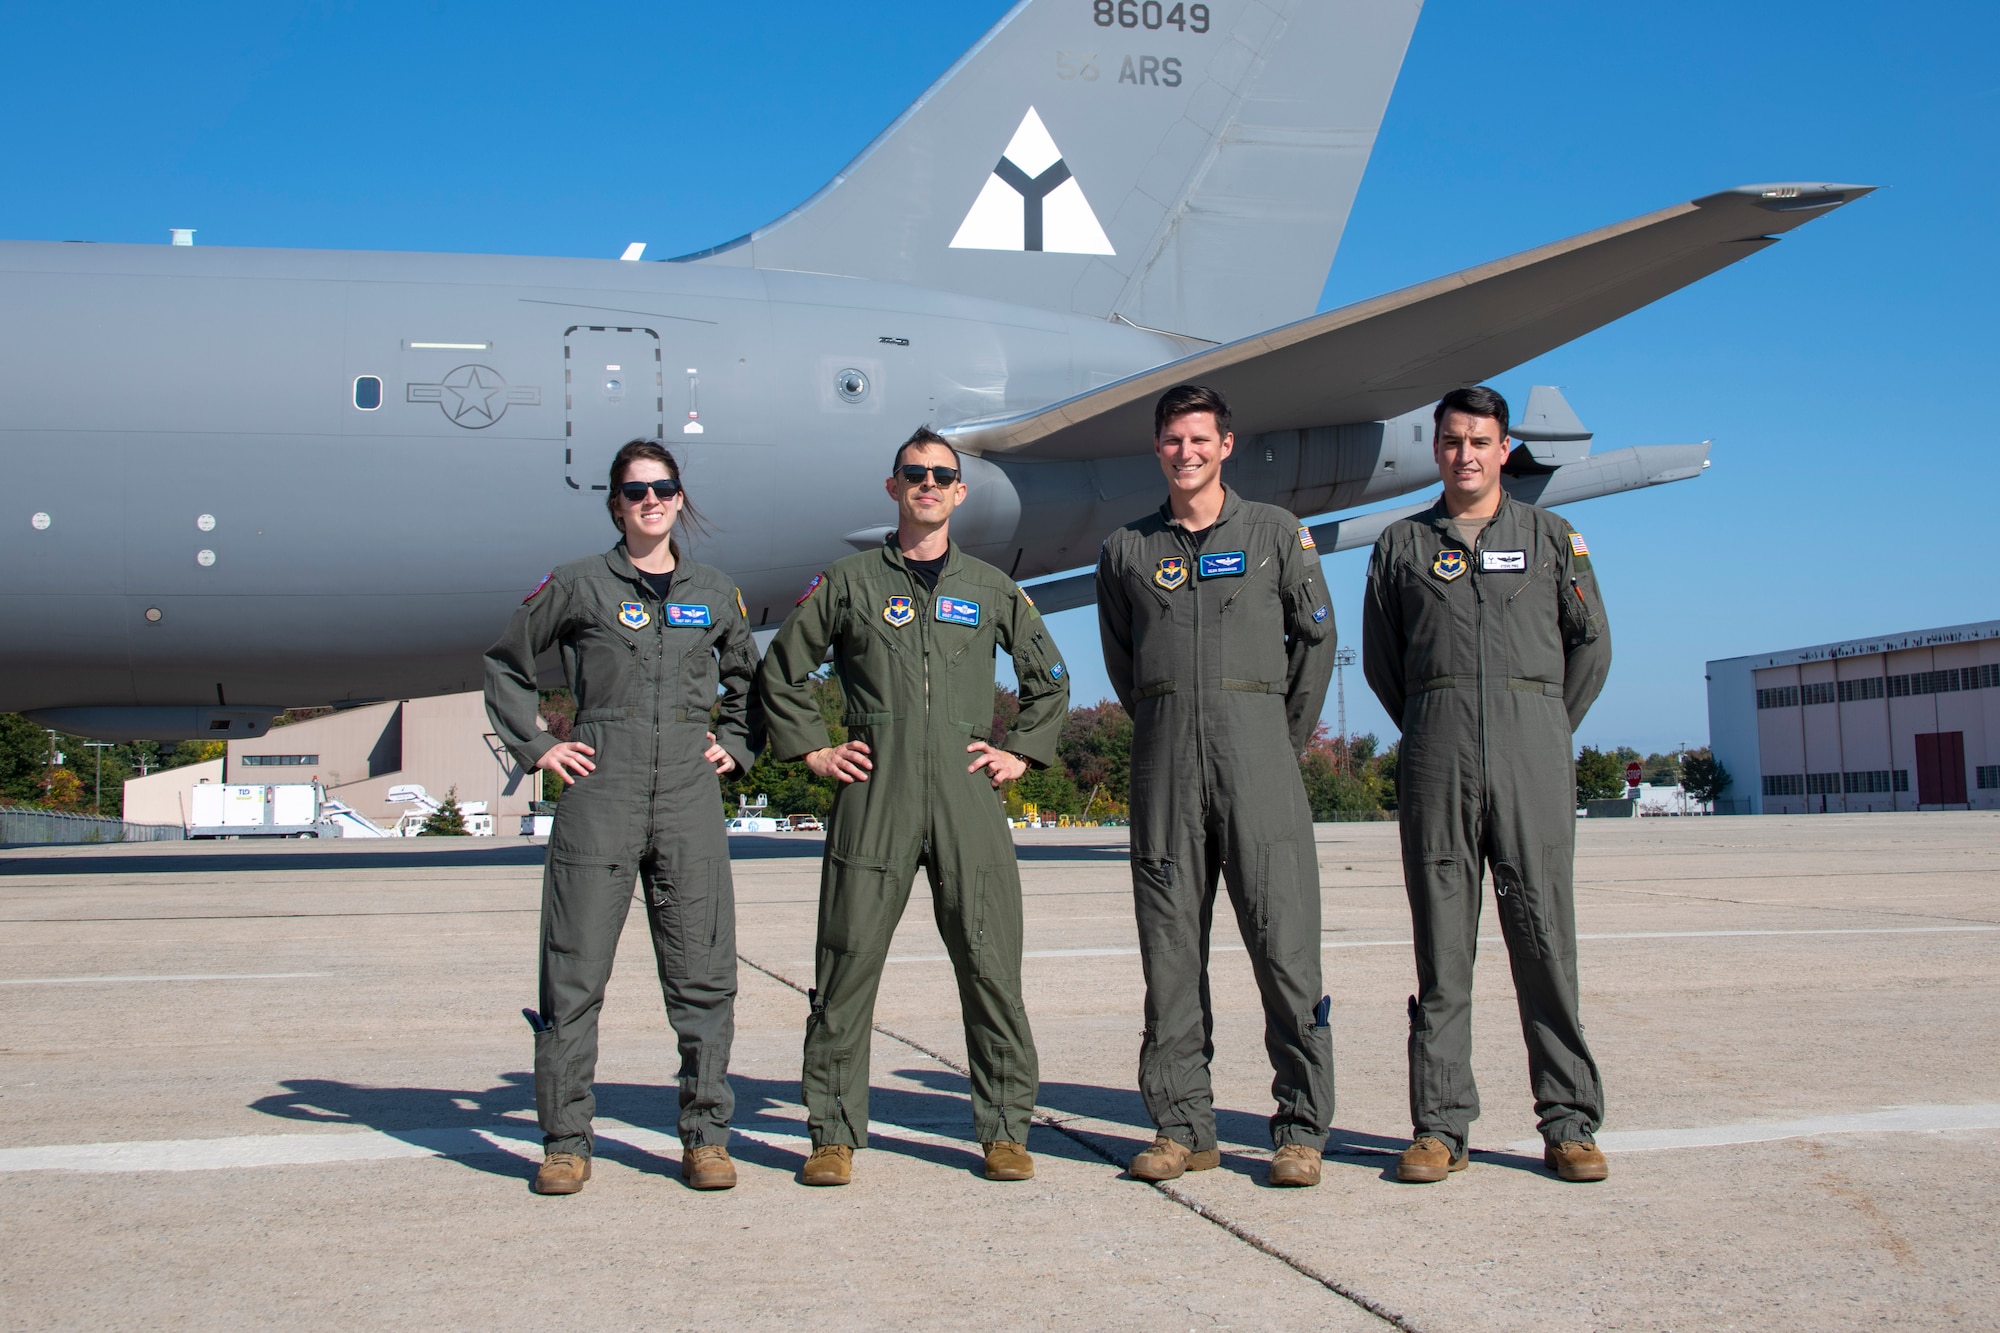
[969, 864, 1022, 982]
[1491, 861, 1545, 961]
[820, 851, 895, 956]
[1132, 856, 1188, 952]
[647, 859, 722, 977]
[1253, 839, 1313, 961]
[544, 855, 631, 962]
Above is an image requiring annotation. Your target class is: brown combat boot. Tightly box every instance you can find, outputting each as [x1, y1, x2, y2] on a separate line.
[1128, 1136, 1222, 1182]
[1544, 1140, 1609, 1182]
[801, 1143, 853, 1186]
[682, 1144, 737, 1191]
[1396, 1136, 1468, 1183]
[983, 1141, 1034, 1181]
[534, 1151, 591, 1195]
[1268, 1143, 1322, 1187]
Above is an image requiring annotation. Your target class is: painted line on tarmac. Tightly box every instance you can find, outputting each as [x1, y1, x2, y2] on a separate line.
[877, 923, 2000, 964]
[0, 1115, 951, 1175]
[0, 972, 329, 986]
[1507, 1104, 2000, 1155]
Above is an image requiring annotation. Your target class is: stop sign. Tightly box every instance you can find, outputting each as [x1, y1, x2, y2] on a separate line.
[1625, 762, 1643, 788]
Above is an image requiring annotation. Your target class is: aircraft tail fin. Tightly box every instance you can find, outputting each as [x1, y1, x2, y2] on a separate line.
[673, 0, 1423, 345]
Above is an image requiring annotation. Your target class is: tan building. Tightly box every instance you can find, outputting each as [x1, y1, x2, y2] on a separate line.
[1707, 620, 2000, 814]
[122, 758, 224, 827]
[226, 692, 535, 828]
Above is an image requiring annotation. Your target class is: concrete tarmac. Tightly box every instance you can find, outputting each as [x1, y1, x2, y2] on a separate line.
[1, 813, 1995, 1330]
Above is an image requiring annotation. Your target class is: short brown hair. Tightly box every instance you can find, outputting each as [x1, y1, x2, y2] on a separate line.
[605, 438, 707, 552]
[1153, 383, 1231, 437]
[1432, 385, 1510, 441]
[890, 425, 962, 475]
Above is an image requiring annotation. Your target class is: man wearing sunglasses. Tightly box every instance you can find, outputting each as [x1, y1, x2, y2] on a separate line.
[760, 427, 1070, 1187]
[1096, 384, 1339, 1188]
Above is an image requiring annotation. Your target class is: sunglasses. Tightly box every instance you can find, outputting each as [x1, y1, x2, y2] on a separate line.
[897, 464, 960, 486]
[617, 478, 683, 503]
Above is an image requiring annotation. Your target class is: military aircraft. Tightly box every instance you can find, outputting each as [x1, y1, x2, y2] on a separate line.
[0, 0, 1868, 740]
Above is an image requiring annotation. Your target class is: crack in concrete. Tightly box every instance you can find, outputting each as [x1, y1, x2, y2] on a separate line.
[737, 950, 1424, 1333]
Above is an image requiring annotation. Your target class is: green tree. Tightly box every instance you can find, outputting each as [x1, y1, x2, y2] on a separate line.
[1007, 763, 1082, 819]
[1299, 724, 1393, 819]
[418, 787, 470, 835]
[1681, 748, 1731, 803]
[0, 713, 54, 804]
[721, 673, 846, 818]
[1643, 751, 1683, 786]
[1057, 700, 1131, 809]
[1576, 746, 1626, 803]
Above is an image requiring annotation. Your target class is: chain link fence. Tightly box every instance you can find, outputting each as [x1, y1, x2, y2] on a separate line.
[0, 806, 185, 847]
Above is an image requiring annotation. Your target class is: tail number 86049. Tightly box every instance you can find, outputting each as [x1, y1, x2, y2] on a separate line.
[1095, 1, 1210, 33]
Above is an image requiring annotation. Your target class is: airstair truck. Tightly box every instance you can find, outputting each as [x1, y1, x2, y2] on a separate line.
[187, 783, 339, 839]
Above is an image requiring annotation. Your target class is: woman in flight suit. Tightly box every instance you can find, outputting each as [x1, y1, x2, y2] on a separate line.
[484, 439, 759, 1195]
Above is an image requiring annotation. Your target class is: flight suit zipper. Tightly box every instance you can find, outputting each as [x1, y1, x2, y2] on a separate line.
[1176, 523, 1208, 800]
[1470, 521, 1491, 805]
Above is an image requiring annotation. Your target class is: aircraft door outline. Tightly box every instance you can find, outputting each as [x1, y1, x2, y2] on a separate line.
[564, 325, 663, 491]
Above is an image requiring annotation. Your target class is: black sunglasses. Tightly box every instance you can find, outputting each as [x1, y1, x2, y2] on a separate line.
[897, 464, 960, 486]
[617, 478, 683, 502]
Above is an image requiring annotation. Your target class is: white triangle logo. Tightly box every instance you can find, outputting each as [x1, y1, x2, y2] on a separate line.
[948, 108, 1115, 255]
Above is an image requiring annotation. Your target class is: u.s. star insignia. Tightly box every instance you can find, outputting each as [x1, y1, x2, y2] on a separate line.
[883, 595, 915, 627]
[618, 601, 650, 629]
[1431, 549, 1468, 582]
[1154, 556, 1188, 591]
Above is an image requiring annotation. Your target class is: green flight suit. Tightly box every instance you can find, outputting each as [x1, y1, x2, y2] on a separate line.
[760, 540, 1069, 1149]
[1095, 488, 1338, 1152]
[1362, 495, 1612, 1154]
[485, 543, 758, 1157]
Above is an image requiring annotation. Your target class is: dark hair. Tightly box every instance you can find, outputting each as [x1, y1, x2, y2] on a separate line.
[1432, 385, 1510, 441]
[606, 438, 707, 554]
[1153, 383, 1231, 437]
[890, 425, 962, 476]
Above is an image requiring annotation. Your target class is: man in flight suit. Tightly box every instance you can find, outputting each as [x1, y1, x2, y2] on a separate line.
[1096, 384, 1338, 1188]
[761, 427, 1070, 1186]
[1362, 385, 1613, 1184]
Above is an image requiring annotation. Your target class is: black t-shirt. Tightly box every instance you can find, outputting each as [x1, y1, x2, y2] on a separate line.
[1181, 524, 1213, 549]
[906, 554, 947, 591]
[641, 570, 674, 601]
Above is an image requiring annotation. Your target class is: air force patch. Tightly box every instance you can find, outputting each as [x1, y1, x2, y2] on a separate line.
[664, 603, 712, 627]
[1199, 551, 1246, 579]
[1313, 605, 1330, 623]
[883, 596, 915, 627]
[1154, 556, 1188, 591]
[1431, 549, 1468, 582]
[618, 602, 650, 629]
[935, 596, 980, 627]
[1050, 662, 1065, 680]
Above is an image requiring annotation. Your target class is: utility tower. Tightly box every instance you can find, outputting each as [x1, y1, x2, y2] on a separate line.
[1333, 646, 1357, 773]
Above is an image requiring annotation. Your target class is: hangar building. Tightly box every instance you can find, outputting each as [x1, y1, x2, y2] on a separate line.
[1706, 619, 2000, 814]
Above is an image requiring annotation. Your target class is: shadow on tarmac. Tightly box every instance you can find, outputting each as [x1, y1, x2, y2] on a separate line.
[248, 1067, 1109, 1186]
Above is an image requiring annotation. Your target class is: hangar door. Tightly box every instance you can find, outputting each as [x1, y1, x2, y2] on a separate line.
[564, 326, 663, 493]
[1914, 732, 1966, 806]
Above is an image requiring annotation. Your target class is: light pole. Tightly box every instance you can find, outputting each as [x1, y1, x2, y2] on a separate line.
[85, 742, 114, 814]
[1333, 646, 1357, 773]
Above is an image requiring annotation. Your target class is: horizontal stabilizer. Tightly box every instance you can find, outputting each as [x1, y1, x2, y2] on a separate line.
[945, 184, 1871, 460]
[1017, 442, 1711, 615]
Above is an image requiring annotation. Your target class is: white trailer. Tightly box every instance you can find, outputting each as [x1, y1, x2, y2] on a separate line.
[187, 783, 338, 839]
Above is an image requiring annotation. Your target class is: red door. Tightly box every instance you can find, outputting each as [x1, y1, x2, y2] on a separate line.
[1915, 732, 1967, 805]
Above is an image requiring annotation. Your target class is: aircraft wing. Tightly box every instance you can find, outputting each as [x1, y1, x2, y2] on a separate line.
[1016, 442, 1714, 615]
[943, 184, 1871, 461]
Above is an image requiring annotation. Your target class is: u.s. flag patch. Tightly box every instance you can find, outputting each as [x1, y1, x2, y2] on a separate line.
[1298, 526, 1316, 551]
[1568, 531, 1590, 558]
[796, 573, 825, 605]
[523, 572, 552, 603]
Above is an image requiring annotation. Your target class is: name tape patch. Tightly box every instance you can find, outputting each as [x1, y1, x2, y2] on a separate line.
[1199, 551, 1246, 579]
[1480, 550, 1526, 572]
[936, 596, 980, 627]
[664, 603, 712, 627]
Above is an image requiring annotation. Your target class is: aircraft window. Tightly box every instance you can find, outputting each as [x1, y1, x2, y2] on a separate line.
[836, 369, 869, 403]
[354, 376, 383, 410]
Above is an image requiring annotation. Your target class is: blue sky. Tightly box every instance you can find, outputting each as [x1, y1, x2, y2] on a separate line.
[4, 1, 1991, 754]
